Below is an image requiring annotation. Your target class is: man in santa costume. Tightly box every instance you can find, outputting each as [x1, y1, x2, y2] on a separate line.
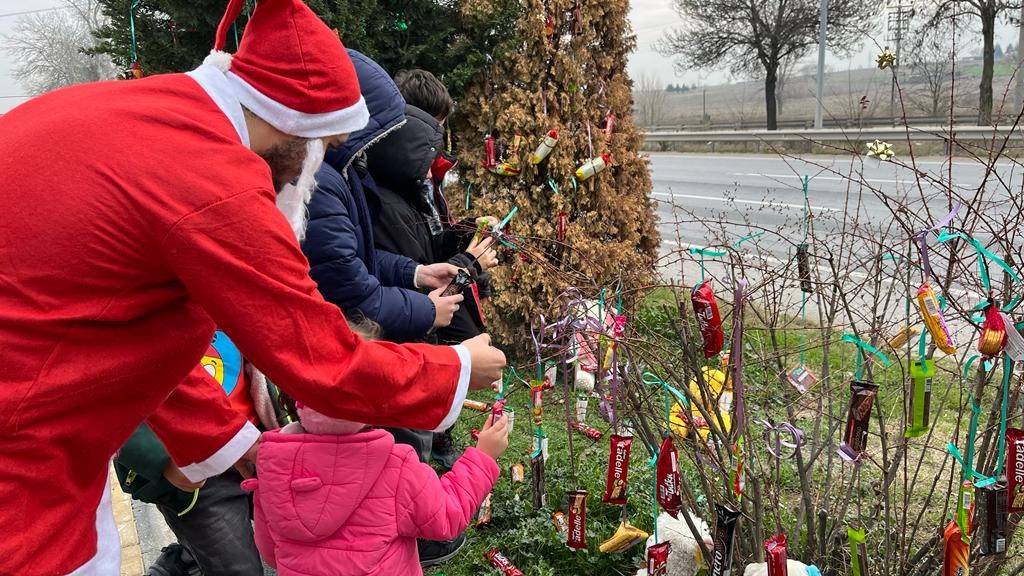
[0, 0, 506, 574]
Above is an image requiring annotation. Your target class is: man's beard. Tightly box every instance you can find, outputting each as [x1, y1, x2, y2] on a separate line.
[259, 138, 325, 241]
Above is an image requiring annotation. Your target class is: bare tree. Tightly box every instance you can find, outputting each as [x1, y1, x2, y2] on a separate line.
[774, 55, 800, 118]
[634, 73, 670, 128]
[656, 0, 873, 130]
[3, 0, 116, 96]
[906, 18, 963, 117]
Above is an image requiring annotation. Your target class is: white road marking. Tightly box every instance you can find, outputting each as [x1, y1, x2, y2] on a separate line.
[728, 172, 902, 184]
[651, 191, 841, 212]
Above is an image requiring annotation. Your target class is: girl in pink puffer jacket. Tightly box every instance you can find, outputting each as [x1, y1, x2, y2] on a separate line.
[242, 398, 508, 576]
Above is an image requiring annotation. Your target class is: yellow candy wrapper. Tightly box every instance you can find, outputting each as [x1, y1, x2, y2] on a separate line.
[916, 283, 956, 354]
[598, 521, 649, 554]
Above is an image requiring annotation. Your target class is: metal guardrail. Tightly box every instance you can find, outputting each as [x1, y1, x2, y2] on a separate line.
[645, 115, 977, 132]
[641, 125, 1022, 143]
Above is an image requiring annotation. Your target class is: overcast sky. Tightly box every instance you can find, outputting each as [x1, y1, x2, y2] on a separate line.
[0, 0, 1019, 113]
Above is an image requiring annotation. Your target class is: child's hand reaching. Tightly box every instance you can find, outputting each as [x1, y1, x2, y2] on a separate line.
[476, 413, 509, 461]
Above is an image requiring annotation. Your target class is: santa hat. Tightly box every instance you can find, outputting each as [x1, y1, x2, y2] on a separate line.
[206, 0, 369, 138]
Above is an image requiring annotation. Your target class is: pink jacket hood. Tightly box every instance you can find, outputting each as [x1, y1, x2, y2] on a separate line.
[255, 427, 393, 541]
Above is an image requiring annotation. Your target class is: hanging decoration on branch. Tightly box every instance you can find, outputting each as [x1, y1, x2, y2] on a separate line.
[575, 153, 611, 181]
[876, 47, 896, 70]
[838, 380, 879, 464]
[905, 358, 935, 438]
[866, 139, 895, 161]
[566, 489, 588, 549]
[531, 130, 560, 164]
[602, 433, 632, 504]
[598, 520, 648, 553]
[917, 283, 957, 354]
[710, 504, 740, 576]
[655, 436, 681, 518]
[978, 297, 1008, 358]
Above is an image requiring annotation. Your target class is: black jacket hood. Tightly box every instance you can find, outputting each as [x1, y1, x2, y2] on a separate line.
[365, 104, 443, 200]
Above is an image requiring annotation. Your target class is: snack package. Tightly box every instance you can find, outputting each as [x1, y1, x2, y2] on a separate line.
[506, 407, 515, 433]
[917, 283, 957, 354]
[955, 480, 974, 540]
[1008, 428, 1024, 513]
[509, 463, 525, 483]
[797, 243, 813, 293]
[553, 511, 569, 540]
[532, 453, 547, 510]
[647, 541, 671, 576]
[491, 398, 506, 425]
[977, 480, 1007, 555]
[782, 364, 818, 394]
[463, 399, 488, 412]
[531, 431, 550, 461]
[905, 359, 934, 438]
[838, 381, 879, 463]
[602, 434, 633, 504]
[573, 420, 603, 440]
[656, 436, 682, 518]
[710, 504, 740, 576]
[476, 492, 493, 526]
[440, 268, 474, 297]
[575, 153, 611, 181]
[598, 521, 648, 554]
[530, 129, 559, 164]
[576, 396, 590, 422]
[765, 534, 788, 576]
[887, 325, 921, 350]
[978, 301, 1008, 358]
[942, 520, 969, 576]
[692, 281, 725, 358]
[531, 379, 544, 427]
[848, 526, 868, 576]
[567, 490, 588, 549]
[485, 549, 525, 576]
[483, 135, 496, 169]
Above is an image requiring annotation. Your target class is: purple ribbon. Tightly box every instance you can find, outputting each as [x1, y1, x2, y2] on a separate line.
[758, 420, 805, 459]
[914, 203, 961, 281]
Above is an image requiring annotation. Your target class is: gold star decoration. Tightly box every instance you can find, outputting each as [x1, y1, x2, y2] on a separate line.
[876, 48, 896, 70]
[866, 139, 895, 161]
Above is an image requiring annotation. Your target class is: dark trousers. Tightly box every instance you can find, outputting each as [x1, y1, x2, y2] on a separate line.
[157, 469, 264, 576]
[385, 427, 433, 462]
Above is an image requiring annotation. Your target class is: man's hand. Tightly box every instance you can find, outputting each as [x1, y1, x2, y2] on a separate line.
[461, 333, 506, 388]
[466, 234, 498, 271]
[163, 460, 205, 492]
[233, 438, 259, 479]
[429, 287, 463, 328]
[416, 263, 460, 290]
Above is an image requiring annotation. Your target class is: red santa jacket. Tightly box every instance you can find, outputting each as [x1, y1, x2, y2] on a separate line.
[0, 66, 470, 576]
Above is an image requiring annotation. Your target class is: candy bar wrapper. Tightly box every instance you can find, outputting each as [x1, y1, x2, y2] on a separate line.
[567, 489, 588, 549]
[887, 325, 920, 350]
[710, 504, 740, 576]
[656, 436, 682, 518]
[553, 511, 569, 540]
[463, 399, 488, 412]
[955, 480, 973, 539]
[1008, 428, 1024, 512]
[598, 521, 648, 554]
[532, 453, 547, 510]
[838, 381, 878, 463]
[543, 363, 557, 390]
[848, 526, 868, 576]
[765, 534, 788, 576]
[917, 283, 956, 355]
[576, 396, 589, 422]
[510, 463, 525, 483]
[647, 541, 671, 576]
[531, 379, 544, 427]
[491, 398, 506, 425]
[942, 520, 969, 576]
[531, 432, 550, 461]
[476, 492, 493, 526]
[506, 407, 515, 433]
[602, 434, 632, 504]
[783, 364, 817, 394]
[905, 359, 934, 438]
[797, 243, 813, 293]
[977, 480, 1007, 555]
[470, 429, 480, 441]
[692, 281, 724, 358]
[573, 420, 603, 440]
[485, 549, 525, 576]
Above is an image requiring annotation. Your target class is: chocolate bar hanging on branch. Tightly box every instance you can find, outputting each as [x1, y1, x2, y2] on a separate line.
[710, 504, 740, 576]
[602, 433, 632, 505]
[838, 381, 879, 463]
[656, 436, 681, 518]
[647, 542, 671, 576]
[566, 490, 588, 549]
[797, 243, 813, 293]
[765, 534, 789, 576]
[1007, 428, 1024, 513]
[531, 452, 547, 510]
[977, 480, 1008, 555]
[692, 281, 724, 358]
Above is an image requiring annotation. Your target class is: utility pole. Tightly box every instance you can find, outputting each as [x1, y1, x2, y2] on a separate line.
[1017, 4, 1024, 110]
[813, 0, 828, 128]
[887, 3, 913, 120]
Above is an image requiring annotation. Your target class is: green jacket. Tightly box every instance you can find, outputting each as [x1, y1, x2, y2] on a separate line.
[113, 423, 198, 515]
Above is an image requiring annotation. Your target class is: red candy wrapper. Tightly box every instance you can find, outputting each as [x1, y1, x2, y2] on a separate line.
[485, 549, 524, 576]
[1009, 428, 1024, 513]
[483, 136, 497, 169]
[491, 398, 506, 425]
[692, 281, 724, 358]
[470, 429, 480, 441]
[573, 420, 604, 440]
[765, 534, 788, 576]
[979, 300, 1008, 358]
[531, 379, 544, 427]
[603, 434, 632, 504]
[567, 489, 588, 549]
[656, 436, 682, 518]
[647, 541, 671, 576]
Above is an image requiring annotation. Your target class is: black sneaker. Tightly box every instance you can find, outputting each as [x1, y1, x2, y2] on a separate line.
[418, 534, 467, 567]
[146, 543, 201, 576]
[430, 430, 462, 471]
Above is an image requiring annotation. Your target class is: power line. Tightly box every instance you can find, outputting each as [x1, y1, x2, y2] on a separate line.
[0, 6, 70, 19]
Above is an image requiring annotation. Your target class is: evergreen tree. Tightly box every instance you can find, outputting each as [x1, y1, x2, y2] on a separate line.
[453, 0, 660, 342]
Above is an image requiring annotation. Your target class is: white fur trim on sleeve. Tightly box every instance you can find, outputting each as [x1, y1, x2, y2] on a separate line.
[433, 345, 471, 432]
[179, 421, 261, 483]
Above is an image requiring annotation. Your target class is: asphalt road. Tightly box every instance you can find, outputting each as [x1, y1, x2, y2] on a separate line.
[649, 152, 1022, 261]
